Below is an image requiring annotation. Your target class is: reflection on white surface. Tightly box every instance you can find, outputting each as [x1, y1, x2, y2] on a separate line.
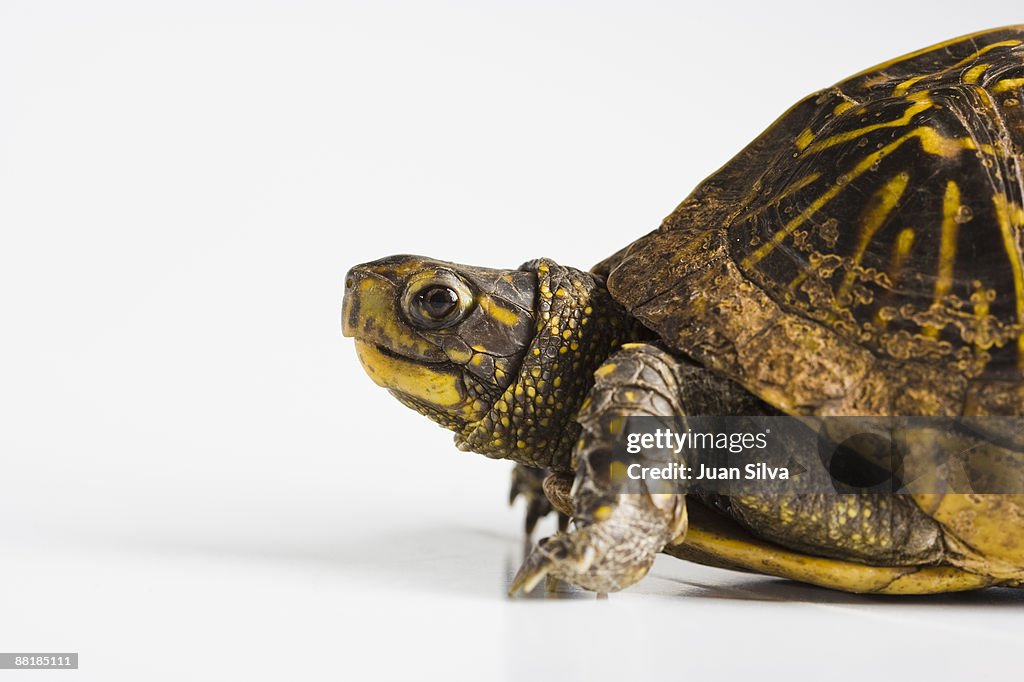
[3, 518, 1020, 681]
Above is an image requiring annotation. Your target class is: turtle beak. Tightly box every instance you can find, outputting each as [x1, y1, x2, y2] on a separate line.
[342, 262, 472, 414]
[341, 266, 368, 338]
[340, 262, 446, 360]
[341, 266, 404, 342]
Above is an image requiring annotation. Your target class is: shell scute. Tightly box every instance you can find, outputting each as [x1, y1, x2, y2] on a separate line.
[609, 26, 1024, 416]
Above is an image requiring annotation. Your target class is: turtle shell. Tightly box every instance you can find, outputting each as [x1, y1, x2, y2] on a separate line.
[607, 26, 1024, 417]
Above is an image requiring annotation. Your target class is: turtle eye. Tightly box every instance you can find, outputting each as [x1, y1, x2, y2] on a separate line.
[403, 275, 472, 329]
[413, 286, 459, 323]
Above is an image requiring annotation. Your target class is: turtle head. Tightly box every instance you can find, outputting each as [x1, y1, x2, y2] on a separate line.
[342, 255, 538, 431]
[342, 255, 630, 469]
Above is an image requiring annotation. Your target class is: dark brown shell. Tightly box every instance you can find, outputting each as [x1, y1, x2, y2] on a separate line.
[606, 26, 1024, 417]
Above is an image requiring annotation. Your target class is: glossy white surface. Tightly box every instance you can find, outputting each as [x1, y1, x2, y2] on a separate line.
[2, 512, 1022, 681]
[1, 1, 1022, 680]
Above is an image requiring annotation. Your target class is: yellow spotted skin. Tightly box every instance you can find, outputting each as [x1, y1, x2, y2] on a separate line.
[343, 255, 634, 472]
[458, 259, 631, 469]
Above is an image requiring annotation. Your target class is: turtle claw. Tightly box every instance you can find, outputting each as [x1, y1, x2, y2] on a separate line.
[557, 512, 570, 533]
[508, 531, 598, 596]
[523, 504, 548, 537]
[509, 465, 555, 537]
[508, 551, 553, 595]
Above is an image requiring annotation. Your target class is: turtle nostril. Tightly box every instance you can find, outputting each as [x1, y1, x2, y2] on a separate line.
[345, 276, 354, 289]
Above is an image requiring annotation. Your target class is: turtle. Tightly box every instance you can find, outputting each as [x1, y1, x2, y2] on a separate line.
[341, 26, 1024, 595]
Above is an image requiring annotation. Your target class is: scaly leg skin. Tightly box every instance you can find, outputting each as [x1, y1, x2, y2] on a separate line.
[509, 464, 568, 536]
[510, 343, 690, 595]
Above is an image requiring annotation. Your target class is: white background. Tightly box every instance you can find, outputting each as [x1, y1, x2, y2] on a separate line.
[2, 1, 1023, 680]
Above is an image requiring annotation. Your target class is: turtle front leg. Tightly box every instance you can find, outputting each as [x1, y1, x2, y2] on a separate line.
[510, 343, 689, 594]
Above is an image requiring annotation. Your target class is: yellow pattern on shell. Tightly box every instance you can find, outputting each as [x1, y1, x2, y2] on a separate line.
[803, 93, 931, 155]
[924, 181, 963, 338]
[962, 63, 990, 84]
[794, 128, 814, 151]
[893, 74, 927, 96]
[993, 78, 1024, 94]
[873, 227, 916, 329]
[845, 33, 1020, 81]
[743, 127, 980, 269]
[951, 39, 1022, 67]
[837, 172, 910, 302]
[832, 100, 856, 115]
[992, 195, 1024, 367]
[892, 227, 916, 272]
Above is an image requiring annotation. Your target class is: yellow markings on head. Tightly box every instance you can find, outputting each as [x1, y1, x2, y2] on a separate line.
[795, 128, 814, 151]
[962, 63, 990, 84]
[743, 127, 981, 269]
[924, 181, 963, 338]
[593, 505, 612, 521]
[993, 194, 1024, 368]
[993, 78, 1024, 94]
[348, 277, 438, 356]
[353, 340, 464, 407]
[594, 363, 617, 378]
[837, 172, 910, 303]
[478, 294, 521, 327]
[802, 94, 932, 155]
[445, 345, 473, 364]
